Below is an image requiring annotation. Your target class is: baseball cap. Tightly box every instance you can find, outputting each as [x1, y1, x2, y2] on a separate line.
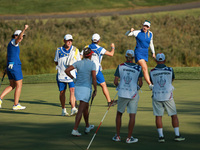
[125, 50, 134, 58]
[83, 47, 94, 57]
[92, 33, 100, 42]
[13, 30, 24, 36]
[156, 53, 165, 61]
[64, 34, 73, 41]
[143, 20, 151, 27]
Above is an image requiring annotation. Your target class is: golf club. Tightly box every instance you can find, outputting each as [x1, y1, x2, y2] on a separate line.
[0, 70, 6, 89]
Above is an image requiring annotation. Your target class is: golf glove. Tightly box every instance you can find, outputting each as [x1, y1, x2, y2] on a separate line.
[149, 84, 154, 90]
[8, 63, 14, 69]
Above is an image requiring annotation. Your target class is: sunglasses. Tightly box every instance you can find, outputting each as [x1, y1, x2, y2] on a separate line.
[145, 20, 151, 23]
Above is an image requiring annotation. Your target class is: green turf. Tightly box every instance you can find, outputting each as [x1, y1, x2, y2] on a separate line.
[0, 80, 199, 150]
[1, 67, 200, 85]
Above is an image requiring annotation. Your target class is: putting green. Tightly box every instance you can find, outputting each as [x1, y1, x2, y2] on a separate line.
[0, 80, 199, 150]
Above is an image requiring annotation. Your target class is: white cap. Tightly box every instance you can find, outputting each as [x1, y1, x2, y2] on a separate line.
[156, 53, 165, 61]
[92, 33, 100, 42]
[13, 30, 23, 36]
[125, 50, 134, 57]
[143, 21, 151, 27]
[64, 34, 73, 41]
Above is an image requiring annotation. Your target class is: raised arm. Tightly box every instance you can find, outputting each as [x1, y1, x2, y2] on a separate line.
[104, 43, 115, 56]
[15, 24, 29, 44]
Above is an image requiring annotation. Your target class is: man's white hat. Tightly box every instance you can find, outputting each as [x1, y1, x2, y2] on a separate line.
[143, 20, 151, 27]
[125, 50, 134, 57]
[156, 53, 165, 61]
[13, 30, 23, 36]
[92, 33, 100, 42]
[64, 34, 73, 41]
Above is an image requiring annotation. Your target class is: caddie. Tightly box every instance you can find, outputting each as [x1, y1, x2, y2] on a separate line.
[54, 34, 81, 116]
[112, 50, 143, 144]
[150, 53, 185, 143]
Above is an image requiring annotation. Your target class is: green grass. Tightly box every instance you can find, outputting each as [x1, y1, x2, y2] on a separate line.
[0, 0, 199, 15]
[0, 80, 199, 150]
[1, 67, 200, 85]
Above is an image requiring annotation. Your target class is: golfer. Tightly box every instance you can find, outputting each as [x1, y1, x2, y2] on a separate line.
[54, 34, 81, 116]
[112, 50, 143, 143]
[0, 25, 28, 110]
[81, 33, 116, 106]
[126, 20, 155, 90]
[65, 47, 97, 136]
[150, 53, 185, 142]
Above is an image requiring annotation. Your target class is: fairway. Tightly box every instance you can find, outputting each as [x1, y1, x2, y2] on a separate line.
[0, 80, 199, 150]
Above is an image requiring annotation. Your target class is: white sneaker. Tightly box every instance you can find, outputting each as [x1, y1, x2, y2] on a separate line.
[85, 125, 95, 133]
[149, 84, 154, 90]
[71, 129, 81, 136]
[13, 103, 26, 110]
[61, 111, 69, 116]
[0, 99, 2, 108]
[126, 136, 138, 143]
[61, 108, 69, 116]
[112, 134, 121, 142]
[70, 107, 78, 116]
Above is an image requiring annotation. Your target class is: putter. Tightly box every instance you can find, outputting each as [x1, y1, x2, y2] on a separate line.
[0, 70, 6, 89]
[86, 92, 118, 150]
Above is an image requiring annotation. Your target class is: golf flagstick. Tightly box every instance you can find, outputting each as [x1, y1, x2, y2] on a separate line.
[86, 92, 118, 150]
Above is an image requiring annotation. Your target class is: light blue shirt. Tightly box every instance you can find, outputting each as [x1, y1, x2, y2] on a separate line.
[73, 58, 96, 88]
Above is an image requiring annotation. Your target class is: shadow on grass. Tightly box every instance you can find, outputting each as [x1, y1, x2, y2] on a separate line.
[0, 122, 199, 150]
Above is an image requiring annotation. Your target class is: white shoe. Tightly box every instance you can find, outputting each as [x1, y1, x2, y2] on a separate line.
[61, 108, 69, 116]
[149, 84, 154, 90]
[13, 103, 26, 110]
[112, 134, 121, 142]
[126, 136, 138, 143]
[61, 111, 69, 116]
[71, 129, 81, 136]
[0, 99, 2, 108]
[70, 107, 78, 116]
[85, 125, 94, 133]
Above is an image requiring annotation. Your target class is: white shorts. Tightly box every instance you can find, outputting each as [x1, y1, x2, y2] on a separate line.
[152, 99, 177, 116]
[75, 86, 92, 103]
[117, 94, 139, 114]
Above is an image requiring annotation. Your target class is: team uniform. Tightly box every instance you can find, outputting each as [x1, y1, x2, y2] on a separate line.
[150, 64, 176, 116]
[114, 62, 143, 114]
[7, 39, 23, 81]
[81, 43, 107, 84]
[54, 45, 81, 91]
[127, 29, 155, 62]
[72, 58, 96, 103]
